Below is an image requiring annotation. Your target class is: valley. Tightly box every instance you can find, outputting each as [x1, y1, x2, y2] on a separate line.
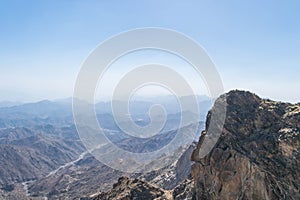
[0, 96, 208, 199]
[0, 91, 299, 199]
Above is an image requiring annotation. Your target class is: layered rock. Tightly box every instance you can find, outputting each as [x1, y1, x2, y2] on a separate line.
[192, 90, 300, 200]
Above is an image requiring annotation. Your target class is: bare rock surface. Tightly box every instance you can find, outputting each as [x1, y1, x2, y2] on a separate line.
[192, 90, 300, 200]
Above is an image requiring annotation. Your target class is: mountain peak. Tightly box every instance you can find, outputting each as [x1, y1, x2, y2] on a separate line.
[191, 90, 300, 199]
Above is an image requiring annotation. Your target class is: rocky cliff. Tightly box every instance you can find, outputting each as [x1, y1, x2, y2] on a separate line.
[191, 90, 300, 200]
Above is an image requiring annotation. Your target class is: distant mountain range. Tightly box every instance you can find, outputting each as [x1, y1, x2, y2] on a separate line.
[0, 94, 210, 199]
[0, 101, 22, 108]
[4, 91, 298, 199]
[0, 95, 212, 129]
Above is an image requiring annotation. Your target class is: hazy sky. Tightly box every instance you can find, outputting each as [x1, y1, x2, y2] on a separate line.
[0, 1, 299, 102]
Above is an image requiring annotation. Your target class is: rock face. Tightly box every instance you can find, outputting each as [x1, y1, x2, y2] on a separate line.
[191, 90, 300, 200]
[172, 178, 195, 200]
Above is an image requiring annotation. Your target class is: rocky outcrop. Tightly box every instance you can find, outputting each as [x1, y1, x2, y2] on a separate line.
[172, 178, 195, 200]
[138, 143, 195, 190]
[91, 177, 172, 200]
[191, 90, 300, 200]
[89, 176, 195, 200]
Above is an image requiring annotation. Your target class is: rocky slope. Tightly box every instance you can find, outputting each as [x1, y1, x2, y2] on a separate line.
[91, 177, 172, 200]
[0, 125, 85, 199]
[29, 143, 195, 199]
[191, 90, 300, 200]
[0, 97, 208, 199]
[89, 176, 195, 200]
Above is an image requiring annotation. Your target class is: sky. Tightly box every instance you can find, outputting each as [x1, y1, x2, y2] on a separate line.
[0, 0, 299, 103]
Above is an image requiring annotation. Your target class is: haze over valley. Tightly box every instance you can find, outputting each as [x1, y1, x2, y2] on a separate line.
[1, 1, 299, 200]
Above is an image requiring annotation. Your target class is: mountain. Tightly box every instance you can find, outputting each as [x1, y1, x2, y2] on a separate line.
[89, 176, 195, 200]
[0, 100, 74, 128]
[89, 90, 300, 200]
[26, 133, 196, 199]
[0, 125, 85, 199]
[191, 90, 300, 199]
[0, 95, 211, 129]
[0, 94, 210, 199]
[0, 101, 22, 108]
[91, 177, 172, 200]
[3, 90, 298, 199]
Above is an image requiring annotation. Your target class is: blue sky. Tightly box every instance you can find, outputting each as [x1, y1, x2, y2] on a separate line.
[0, 0, 299, 102]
